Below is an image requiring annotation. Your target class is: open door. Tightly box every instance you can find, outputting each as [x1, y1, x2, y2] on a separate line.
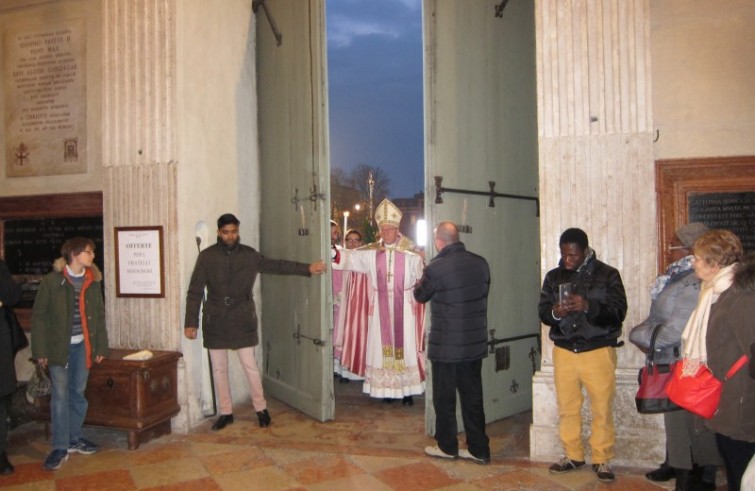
[256, 0, 333, 421]
[423, 0, 540, 429]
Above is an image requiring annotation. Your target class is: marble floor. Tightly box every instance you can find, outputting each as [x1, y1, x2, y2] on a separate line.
[1, 381, 721, 490]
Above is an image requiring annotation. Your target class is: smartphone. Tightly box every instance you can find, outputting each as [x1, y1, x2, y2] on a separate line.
[559, 283, 573, 305]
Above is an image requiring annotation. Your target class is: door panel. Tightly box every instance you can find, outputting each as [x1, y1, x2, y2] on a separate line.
[257, 0, 333, 421]
[423, 0, 540, 426]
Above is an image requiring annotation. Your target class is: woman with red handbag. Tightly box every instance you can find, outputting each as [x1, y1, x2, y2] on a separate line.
[630, 223, 720, 491]
[702, 241, 755, 491]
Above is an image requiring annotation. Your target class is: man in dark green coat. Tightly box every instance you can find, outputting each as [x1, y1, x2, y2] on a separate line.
[32, 237, 109, 471]
[184, 213, 325, 431]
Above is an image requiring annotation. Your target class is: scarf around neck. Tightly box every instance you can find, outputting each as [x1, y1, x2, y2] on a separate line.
[680, 263, 737, 375]
[650, 255, 695, 301]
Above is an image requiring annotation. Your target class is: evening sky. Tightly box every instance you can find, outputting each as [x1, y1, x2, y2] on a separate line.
[326, 0, 424, 199]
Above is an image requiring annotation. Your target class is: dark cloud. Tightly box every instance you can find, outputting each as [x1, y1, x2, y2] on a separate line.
[327, 0, 424, 198]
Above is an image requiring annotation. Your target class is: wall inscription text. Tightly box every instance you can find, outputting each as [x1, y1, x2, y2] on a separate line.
[3, 20, 86, 177]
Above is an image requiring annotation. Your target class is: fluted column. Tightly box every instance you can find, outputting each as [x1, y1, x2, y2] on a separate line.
[531, 0, 662, 466]
[101, 0, 179, 351]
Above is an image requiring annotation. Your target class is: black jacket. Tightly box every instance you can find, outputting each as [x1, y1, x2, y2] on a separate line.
[414, 242, 490, 362]
[538, 251, 627, 353]
[1, 260, 22, 398]
[184, 238, 311, 349]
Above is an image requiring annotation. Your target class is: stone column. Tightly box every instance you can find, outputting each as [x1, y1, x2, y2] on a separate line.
[530, 0, 664, 467]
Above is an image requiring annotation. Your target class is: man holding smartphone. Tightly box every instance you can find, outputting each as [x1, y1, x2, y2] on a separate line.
[538, 228, 627, 483]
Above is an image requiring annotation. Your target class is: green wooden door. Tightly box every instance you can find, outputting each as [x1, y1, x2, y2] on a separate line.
[257, 0, 333, 421]
[423, 0, 540, 427]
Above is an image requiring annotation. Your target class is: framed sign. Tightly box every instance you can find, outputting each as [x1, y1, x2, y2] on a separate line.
[114, 226, 165, 298]
[656, 156, 755, 271]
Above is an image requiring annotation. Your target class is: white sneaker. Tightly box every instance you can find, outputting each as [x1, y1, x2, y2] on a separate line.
[424, 445, 457, 460]
[459, 448, 490, 465]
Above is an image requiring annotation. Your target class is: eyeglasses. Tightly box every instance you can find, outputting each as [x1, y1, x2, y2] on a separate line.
[346, 238, 361, 243]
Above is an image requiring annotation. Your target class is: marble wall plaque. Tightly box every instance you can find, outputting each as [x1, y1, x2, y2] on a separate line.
[3, 19, 86, 177]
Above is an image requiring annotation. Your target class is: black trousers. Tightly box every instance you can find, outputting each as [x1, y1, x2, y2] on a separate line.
[715, 433, 755, 491]
[0, 395, 9, 453]
[431, 359, 489, 459]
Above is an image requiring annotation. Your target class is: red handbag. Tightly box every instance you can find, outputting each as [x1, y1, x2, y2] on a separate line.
[666, 355, 749, 419]
[635, 324, 681, 414]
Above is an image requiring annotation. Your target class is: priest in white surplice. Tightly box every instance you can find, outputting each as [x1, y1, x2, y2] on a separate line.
[332, 199, 425, 405]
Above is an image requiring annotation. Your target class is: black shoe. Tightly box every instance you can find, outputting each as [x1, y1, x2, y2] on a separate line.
[647, 462, 675, 482]
[257, 409, 271, 428]
[693, 464, 717, 491]
[593, 463, 615, 482]
[674, 469, 692, 491]
[549, 457, 586, 474]
[402, 396, 414, 406]
[382, 398, 394, 404]
[0, 452, 14, 475]
[693, 482, 716, 491]
[211, 414, 234, 431]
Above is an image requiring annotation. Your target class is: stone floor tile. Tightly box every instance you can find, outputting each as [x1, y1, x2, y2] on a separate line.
[213, 466, 303, 491]
[199, 446, 271, 475]
[374, 461, 462, 491]
[2, 380, 730, 491]
[129, 456, 209, 489]
[472, 469, 571, 491]
[0, 460, 54, 487]
[54, 469, 136, 491]
[349, 453, 424, 473]
[281, 453, 365, 485]
[306, 473, 397, 491]
[141, 476, 224, 491]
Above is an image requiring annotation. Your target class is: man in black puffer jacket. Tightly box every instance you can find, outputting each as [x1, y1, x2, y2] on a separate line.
[414, 221, 491, 465]
[538, 228, 627, 483]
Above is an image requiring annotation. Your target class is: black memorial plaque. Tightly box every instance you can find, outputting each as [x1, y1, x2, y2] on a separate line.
[3, 216, 104, 276]
[688, 192, 755, 253]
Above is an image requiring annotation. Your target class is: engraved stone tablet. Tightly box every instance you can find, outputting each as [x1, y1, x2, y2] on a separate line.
[3, 20, 86, 177]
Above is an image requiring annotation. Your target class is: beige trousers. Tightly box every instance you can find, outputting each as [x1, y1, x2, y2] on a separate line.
[209, 347, 267, 414]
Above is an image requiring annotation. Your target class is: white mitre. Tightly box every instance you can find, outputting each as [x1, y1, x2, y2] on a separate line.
[374, 199, 402, 228]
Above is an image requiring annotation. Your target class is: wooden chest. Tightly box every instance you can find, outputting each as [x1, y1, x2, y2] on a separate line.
[35, 349, 182, 449]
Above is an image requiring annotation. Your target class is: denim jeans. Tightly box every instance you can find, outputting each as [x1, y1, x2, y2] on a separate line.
[49, 342, 89, 450]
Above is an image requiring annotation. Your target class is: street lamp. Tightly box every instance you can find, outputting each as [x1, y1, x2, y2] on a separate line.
[342, 211, 350, 248]
[368, 171, 375, 225]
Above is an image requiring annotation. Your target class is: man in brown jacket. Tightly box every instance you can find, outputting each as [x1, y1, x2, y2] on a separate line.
[184, 213, 325, 430]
